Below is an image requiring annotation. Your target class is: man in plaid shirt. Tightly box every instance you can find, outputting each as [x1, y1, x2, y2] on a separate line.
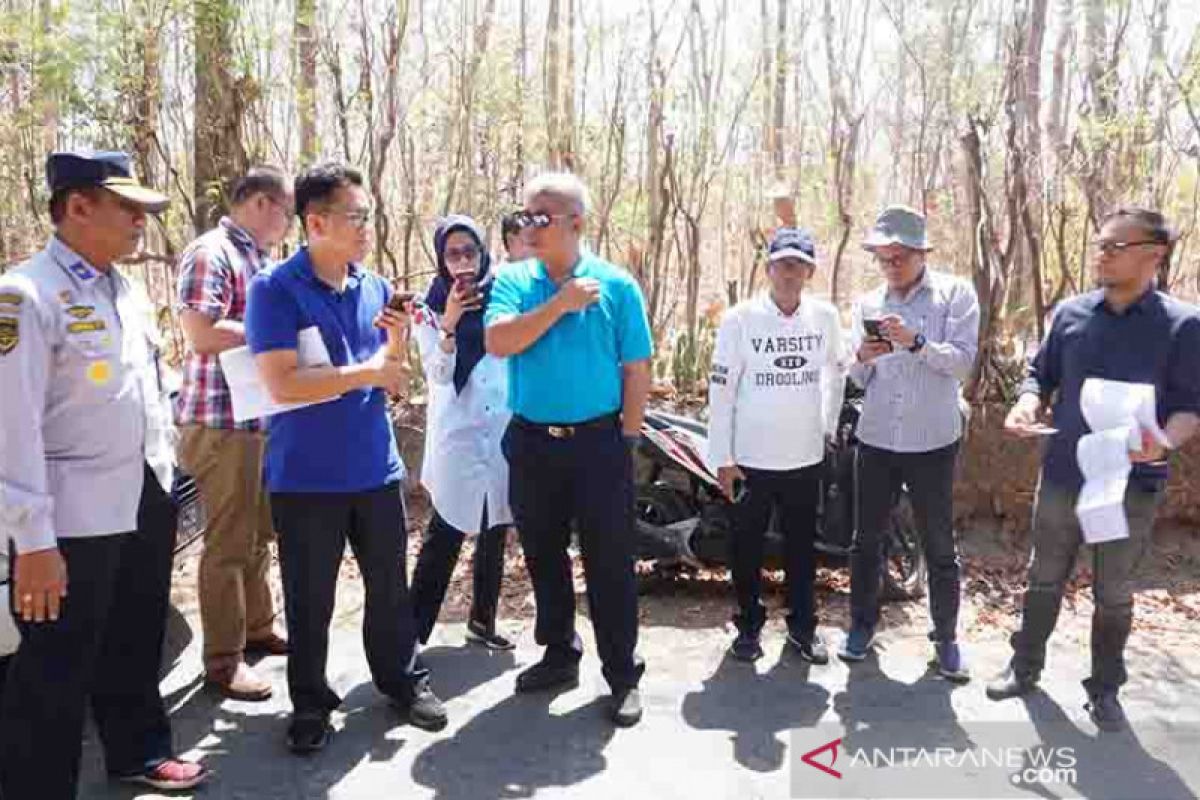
[175, 167, 293, 700]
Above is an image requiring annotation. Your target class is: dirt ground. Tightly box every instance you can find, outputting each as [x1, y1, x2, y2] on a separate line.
[164, 491, 1200, 665]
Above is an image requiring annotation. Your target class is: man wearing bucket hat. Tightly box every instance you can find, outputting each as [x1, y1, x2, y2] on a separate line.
[707, 228, 843, 663]
[0, 150, 209, 796]
[839, 205, 980, 681]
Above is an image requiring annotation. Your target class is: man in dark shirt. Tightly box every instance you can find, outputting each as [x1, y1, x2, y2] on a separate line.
[989, 207, 1200, 731]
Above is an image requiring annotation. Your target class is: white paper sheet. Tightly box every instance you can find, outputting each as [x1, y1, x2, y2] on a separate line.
[219, 327, 340, 422]
[1074, 379, 1167, 544]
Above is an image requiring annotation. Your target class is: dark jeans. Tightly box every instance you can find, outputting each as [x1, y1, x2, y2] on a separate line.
[0, 463, 175, 800]
[1010, 479, 1159, 693]
[502, 417, 643, 692]
[411, 506, 509, 643]
[851, 441, 962, 642]
[729, 463, 822, 638]
[272, 482, 425, 716]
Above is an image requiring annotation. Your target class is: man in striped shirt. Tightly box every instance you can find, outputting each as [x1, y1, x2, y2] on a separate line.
[839, 205, 980, 681]
[175, 167, 293, 700]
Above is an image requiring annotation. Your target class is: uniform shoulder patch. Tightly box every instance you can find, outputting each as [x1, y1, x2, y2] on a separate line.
[0, 292, 24, 308]
[0, 315, 18, 355]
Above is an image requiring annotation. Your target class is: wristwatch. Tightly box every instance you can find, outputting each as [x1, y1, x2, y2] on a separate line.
[908, 333, 927, 353]
[438, 327, 456, 342]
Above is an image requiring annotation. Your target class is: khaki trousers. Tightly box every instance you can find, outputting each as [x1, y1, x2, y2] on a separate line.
[178, 425, 277, 669]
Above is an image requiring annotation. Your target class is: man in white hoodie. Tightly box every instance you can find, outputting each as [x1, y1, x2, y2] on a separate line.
[707, 228, 843, 663]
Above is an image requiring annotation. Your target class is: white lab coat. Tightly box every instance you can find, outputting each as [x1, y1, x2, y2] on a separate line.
[412, 304, 513, 534]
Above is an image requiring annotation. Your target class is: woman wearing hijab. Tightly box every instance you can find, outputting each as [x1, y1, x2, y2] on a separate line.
[410, 215, 516, 650]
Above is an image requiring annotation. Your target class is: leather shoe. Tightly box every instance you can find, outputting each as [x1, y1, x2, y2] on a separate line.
[206, 661, 273, 701]
[515, 658, 580, 694]
[611, 687, 643, 727]
[246, 631, 289, 657]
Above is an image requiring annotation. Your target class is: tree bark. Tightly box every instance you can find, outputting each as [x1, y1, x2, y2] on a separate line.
[771, 0, 788, 179]
[295, 0, 319, 162]
[194, 0, 246, 233]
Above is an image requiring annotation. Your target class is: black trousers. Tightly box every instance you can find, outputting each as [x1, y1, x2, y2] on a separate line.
[272, 482, 425, 716]
[411, 506, 508, 644]
[0, 463, 175, 800]
[729, 463, 822, 638]
[850, 442, 962, 642]
[503, 417, 643, 692]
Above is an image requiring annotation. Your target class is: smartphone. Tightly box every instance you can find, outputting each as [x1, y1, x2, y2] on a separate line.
[387, 290, 416, 313]
[862, 317, 886, 341]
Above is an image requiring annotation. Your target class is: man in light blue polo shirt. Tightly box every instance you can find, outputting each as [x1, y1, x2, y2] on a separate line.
[486, 172, 653, 727]
[245, 162, 446, 753]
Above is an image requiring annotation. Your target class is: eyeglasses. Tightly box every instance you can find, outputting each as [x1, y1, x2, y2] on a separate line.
[514, 210, 576, 229]
[325, 207, 372, 227]
[1091, 240, 1163, 255]
[445, 245, 479, 262]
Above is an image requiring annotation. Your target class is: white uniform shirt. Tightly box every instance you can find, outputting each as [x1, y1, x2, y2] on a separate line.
[412, 302, 513, 534]
[0, 237, 175, 554]
[706, 292, 844, 471]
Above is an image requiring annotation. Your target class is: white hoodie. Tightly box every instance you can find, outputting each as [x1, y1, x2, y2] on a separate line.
[706, 292, 844, 471]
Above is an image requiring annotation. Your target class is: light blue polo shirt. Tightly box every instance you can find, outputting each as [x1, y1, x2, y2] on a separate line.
[245, 247, 404, 493]
[485, 253, 653, 424]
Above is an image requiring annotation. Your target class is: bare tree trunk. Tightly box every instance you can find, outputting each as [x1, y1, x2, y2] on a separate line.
[132, 2, 163, 189]
[563, 0, 577, 169]
[1046, 0, 1072, 157]
[512, 0, 527, 198]
[1083, 0, 1112, 221]
[38, 0, 57, 152]
[194, 0, 246, 233]
[295, 0, 319, 162]
[771, 0, 788, 179]
[544, 0, 563, 168]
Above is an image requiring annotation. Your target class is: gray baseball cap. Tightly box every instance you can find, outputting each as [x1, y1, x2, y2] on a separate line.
[862, 205, 933, 251]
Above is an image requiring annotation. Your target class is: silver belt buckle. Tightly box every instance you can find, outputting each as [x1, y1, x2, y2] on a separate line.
[547, 425, 574, 439]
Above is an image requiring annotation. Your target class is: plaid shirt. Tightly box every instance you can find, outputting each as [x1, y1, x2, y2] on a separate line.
[174, 218, 268, 431]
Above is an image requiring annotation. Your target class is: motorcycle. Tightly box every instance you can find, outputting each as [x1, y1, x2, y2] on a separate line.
[631, 381, 927, 602]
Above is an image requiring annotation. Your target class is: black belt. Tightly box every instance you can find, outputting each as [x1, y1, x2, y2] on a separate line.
[512, 413, 619, 439]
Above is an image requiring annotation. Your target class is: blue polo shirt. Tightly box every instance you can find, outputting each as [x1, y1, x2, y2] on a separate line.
[1022, 288, 1200, 491]
[485, 253, 653, 423]
[244, 247, 404, 493]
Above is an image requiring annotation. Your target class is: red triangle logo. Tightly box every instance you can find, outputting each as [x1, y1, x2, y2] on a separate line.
[800, 738, 843, 779]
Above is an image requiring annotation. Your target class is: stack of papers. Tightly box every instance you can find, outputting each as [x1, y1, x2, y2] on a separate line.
[1075, 379, 1171, 543]
[219, 326, 340, 423]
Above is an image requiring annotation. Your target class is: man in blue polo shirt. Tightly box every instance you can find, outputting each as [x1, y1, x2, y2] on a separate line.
[245, 162, 446, 753]
[486, 172, 653, 727]
[990, 207, 1200, 730]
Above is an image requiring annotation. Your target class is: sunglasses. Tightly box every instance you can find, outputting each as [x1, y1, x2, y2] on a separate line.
[514, 210, 576, 230]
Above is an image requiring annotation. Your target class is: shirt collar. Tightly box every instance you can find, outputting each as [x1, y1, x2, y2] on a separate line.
[47, 236, 101, 288]
[296, 246, 364, 291]
[534, 253, 589, 285]
[220, 216, 265, 257]
[1092, 286, 1157, 316]
[885, 267, 932, 304]
[761, 291, 804, 318]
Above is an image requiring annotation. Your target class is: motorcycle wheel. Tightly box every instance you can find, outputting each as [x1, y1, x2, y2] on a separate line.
[880, 492, 928, 602]
[634, 483, 695, 526]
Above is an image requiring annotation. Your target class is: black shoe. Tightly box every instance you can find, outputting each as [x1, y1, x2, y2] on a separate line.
[286, 712, 332, 754]
[985, 666, 1038, 701]
[515, 658, 580, 694]
[611, 687, 643, 727]
[393, 677, 449, 732]
[466, 619, 516, 651]
[787, 630, 829, 665]
[1086, 691, 1127, 732]
[729, 631, 764, 662]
